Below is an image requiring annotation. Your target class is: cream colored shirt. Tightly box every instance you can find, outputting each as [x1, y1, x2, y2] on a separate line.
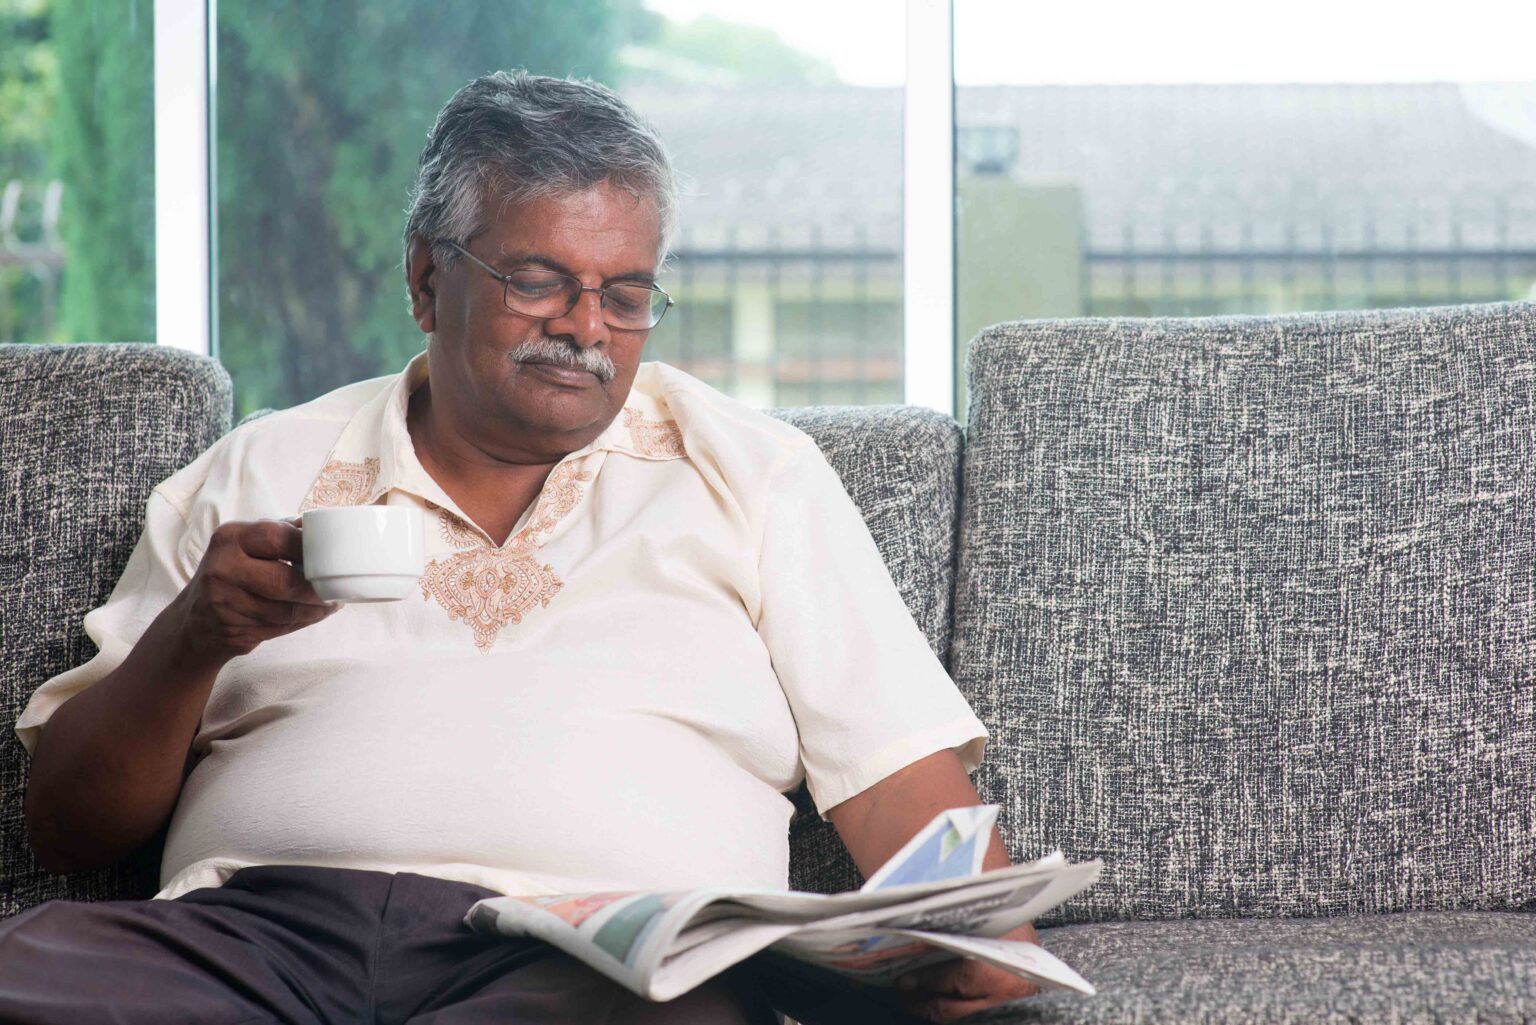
[16, 353, 987, 901]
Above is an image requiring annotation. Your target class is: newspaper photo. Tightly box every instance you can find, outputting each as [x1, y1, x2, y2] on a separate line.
[464, 806, 1101, 1003]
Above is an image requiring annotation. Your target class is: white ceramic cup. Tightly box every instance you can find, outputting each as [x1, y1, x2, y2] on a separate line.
[301, 505, 425, 603]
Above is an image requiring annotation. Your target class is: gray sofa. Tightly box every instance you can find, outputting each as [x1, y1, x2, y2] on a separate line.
[3, 299, 1533, 1023]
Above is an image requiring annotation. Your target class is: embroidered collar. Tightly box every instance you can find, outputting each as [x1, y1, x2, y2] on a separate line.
[299, 351, 686, 514]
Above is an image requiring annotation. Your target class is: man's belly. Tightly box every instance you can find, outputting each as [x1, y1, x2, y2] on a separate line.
[161, 672, 800, 896]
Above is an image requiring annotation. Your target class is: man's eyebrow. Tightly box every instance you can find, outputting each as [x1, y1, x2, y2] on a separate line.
[491, 250, 563, 273]
[494, 250, 657, 285]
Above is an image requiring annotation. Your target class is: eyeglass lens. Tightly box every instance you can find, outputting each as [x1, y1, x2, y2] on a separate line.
[504, 270, 667, 329]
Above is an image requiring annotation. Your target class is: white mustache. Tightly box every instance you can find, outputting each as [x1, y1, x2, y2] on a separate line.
[509, 339, 616, 384]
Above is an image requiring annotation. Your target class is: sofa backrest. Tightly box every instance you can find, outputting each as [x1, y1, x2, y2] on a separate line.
[0, 344, 232, 918]
[953, 300, 1536, 923]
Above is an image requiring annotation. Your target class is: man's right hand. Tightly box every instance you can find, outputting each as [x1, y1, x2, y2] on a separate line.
[168, 518, 338, 669]
[25, 516, 338, 873]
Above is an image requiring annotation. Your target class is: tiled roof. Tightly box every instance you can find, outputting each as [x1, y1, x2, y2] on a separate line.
[626, 82, 1536, 252]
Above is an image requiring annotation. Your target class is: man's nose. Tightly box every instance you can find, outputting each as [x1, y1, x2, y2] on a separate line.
[546, 288, 609, 348]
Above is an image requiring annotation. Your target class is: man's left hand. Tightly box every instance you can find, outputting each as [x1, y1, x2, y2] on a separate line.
[892, 923, 1042, 1022]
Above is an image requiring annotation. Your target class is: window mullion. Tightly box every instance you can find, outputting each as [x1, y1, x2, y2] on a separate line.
[153, 0, 214, 356]
[902, 0, 956, 416]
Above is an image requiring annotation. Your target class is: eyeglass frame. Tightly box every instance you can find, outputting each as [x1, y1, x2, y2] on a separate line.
[441, 239, 674, 330]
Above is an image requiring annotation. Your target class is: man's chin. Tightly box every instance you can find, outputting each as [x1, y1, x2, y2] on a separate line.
[496, 380, 616, 439]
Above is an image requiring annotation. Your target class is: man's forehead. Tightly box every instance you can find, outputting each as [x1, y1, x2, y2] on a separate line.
[479, 184, 663, 271]
[484, 183, 658, 231]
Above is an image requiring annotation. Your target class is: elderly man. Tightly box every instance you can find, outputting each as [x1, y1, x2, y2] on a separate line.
[4, 72, 1038, 1024]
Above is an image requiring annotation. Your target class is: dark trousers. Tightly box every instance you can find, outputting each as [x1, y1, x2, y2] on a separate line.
[0, 864, 927, 1025]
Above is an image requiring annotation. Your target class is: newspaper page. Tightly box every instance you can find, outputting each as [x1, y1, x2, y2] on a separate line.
[464, 805, 1100, 1002]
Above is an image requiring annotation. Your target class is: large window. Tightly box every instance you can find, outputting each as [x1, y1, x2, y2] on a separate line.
[214, 0, 905, 417]
[0, 0, 155, 345]
[21, 1, 1534, 420]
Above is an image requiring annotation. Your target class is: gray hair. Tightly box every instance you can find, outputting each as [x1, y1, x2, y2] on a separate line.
[403, 70, 677, 276]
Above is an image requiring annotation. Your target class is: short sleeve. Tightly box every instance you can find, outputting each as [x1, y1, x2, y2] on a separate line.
[755, 442, 988, 819]
[13, 489, 196, 757]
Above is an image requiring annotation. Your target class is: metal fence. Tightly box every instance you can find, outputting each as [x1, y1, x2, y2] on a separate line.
[1083, 247, 1536, 317]
[1081, 192, 1536, 316]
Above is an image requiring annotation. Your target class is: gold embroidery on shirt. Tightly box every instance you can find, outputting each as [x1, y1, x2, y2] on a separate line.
[623, 408, 686, 459]
[517, 462, 594, 545]
[299, 457, 381, 512]
[436, 507, 482, 549]
[422, 460, 594, 651]
[420, 548, 564, 653]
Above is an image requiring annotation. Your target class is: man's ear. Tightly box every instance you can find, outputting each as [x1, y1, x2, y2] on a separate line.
[405, 234, 438, 334]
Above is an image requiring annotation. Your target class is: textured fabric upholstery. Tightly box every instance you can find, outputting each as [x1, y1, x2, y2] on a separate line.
[969, 912, 1536, 1024]
[0, 344, 232, 919]
[770, 404, 965, 896]
[954, 301, 1536, 923]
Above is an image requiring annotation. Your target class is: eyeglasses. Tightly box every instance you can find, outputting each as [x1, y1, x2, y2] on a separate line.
[443, 240, 673, 330]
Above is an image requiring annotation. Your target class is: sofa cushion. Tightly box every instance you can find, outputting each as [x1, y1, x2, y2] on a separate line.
[1, 344, 232, 919]
[770, 404, 964, 896]
[954, 301, 1536, 922]
[970, 911, 1536, 1025]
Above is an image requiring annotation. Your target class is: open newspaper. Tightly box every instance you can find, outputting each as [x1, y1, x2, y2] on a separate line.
[464, 805, 1101, 1003]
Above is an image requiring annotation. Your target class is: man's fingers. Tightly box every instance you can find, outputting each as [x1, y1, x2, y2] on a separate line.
[231, 554, 329, 605]
[895, 958, 1041, 1022]
[231, 519, 304, 562]
[224, 588, 337, 629]
[906, 995, 1007, 1023]
[901, 958, 987, 996]
[902, 980, 1041, 1022]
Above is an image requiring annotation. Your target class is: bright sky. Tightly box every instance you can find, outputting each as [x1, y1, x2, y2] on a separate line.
[645, 0, 1536, 86]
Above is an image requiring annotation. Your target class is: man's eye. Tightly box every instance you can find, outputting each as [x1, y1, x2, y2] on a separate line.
[606, 288, 648, 315]
[508, 274, 567, 298]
